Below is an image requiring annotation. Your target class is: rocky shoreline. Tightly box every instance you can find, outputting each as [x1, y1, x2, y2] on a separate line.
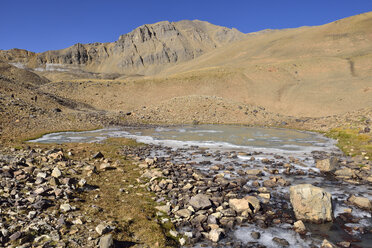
[123, 142, 372, 247]
[0, 141, 176, 248]
[0, 129, 371, 248]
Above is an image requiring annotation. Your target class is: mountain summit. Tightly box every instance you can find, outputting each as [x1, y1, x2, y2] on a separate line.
[0, 20, 244, 75]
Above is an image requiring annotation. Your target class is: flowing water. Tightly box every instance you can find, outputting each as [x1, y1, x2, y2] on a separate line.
[30, 125, 372, 247]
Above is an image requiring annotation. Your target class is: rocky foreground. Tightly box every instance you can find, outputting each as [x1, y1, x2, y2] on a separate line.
[0, 135, 371, 248]
[124, 143, 372, 247]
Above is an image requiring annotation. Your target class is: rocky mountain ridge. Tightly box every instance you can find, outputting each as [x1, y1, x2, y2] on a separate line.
[0, 20, 245, 76]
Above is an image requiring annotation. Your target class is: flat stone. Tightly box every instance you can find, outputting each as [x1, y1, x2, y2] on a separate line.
[189, 194, 212, 210]
[155, 205, 171, 214]
[141, 169, 163, 178]
[246, 169, 262, 176]
[335, 168, 354, 178]
[229, 198, 249, 214]
[337, 241, 351, 248]
[176, 209, 192, 218]
[348, 195, 372, 210]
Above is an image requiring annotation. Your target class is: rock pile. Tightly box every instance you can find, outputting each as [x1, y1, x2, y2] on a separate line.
[0, 146, 120, 247]
[126, 146, 299, 246]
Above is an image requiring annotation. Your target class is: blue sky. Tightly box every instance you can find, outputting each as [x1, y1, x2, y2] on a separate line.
[1, 0, 371, 52]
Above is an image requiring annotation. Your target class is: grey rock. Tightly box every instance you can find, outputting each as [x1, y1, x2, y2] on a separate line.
[155, 205, 171, 214]
[9, 231, 22, 241]
[99, 234, 114, 248]
[335, 168, 354, 178]
[290, 184, 332, 223]
[189, 194, 212, 210]
[316, 157, 338, 172]
[175, 209, 192, 218]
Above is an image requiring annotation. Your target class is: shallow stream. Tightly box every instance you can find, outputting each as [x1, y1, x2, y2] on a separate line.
[30, 125, 372, 247]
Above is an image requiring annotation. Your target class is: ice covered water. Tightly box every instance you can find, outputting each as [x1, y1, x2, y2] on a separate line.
[29, 125, 338, 154]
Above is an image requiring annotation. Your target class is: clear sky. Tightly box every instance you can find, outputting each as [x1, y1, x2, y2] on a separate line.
[1, 0, 371, 52]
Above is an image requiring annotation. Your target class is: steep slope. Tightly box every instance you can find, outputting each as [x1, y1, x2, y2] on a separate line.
[0, 20, 244, 76]
[0, 61, 111, 142]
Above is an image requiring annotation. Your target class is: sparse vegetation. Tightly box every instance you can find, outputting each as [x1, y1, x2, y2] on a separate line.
[326, 128, 372, 160]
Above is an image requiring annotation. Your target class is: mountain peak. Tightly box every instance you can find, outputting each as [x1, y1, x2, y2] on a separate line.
[0, 20, 245, 75]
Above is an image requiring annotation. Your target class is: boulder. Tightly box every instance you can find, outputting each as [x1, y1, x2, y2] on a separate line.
[290, 184, 332, 222]
[348, 195, 372, 210]
[99, 234, 114, 248]
[316, 158, 337, 172]
[189, 194, 212, 210]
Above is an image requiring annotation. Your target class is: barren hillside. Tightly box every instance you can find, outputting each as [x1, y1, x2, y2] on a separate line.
[1, 13, 371, 118]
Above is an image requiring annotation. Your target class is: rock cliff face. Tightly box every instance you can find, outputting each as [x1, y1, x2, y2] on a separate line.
[1, 20, 244, 75]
